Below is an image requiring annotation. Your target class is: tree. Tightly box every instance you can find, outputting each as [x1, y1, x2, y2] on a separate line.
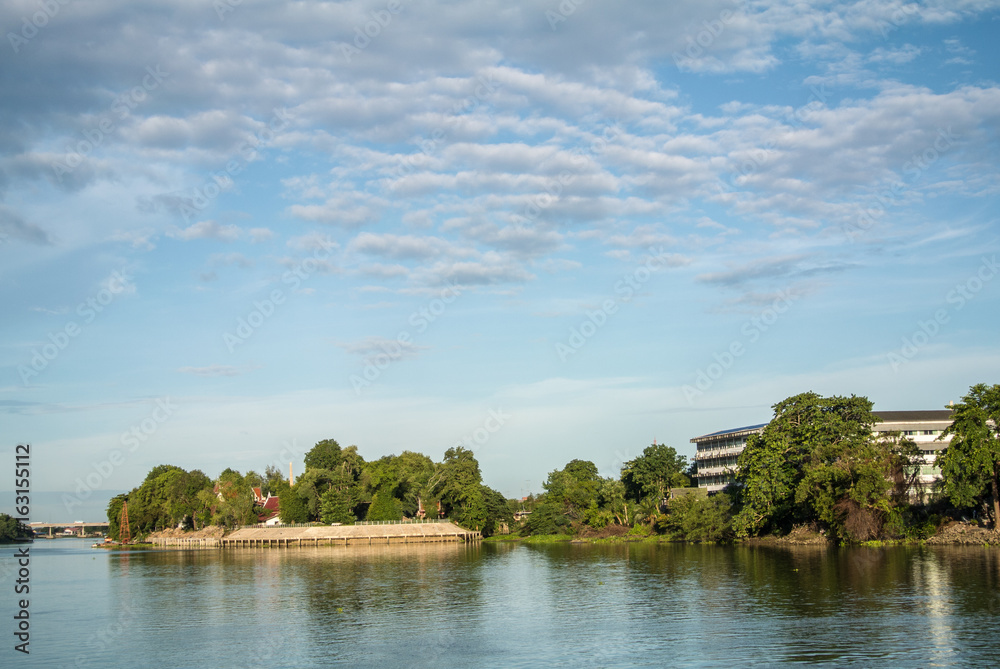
[520, 501, 570, 536]
[431, 447, 483, 523]
[362, 450, 435, 517]
[320, 487, 357, 524]
[107, 494, 128, 540]
[659, 493, 733, 543]
[621, 444, 688, 504]
[278, 485, 309, 524]
[304, 438, 344, 472]
[0, 513, 32, 542]
[478, 485, 515, 537]
[263, 464, 288, 497]
[107, 465, 216, 535]
[366, 490, 403, 521]
[597, 477, 630, 526]
[543, 459, 601, 521]
[937, 383, 1000, 526]
[731, 392, 921, 541]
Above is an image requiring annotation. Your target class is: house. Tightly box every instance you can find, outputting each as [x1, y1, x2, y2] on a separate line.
[256, 490, 281, 525]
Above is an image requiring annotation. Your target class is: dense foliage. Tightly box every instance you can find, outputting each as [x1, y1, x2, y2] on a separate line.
[519, 446, 690, 537]
[0, 513, 32, 542]
[109, 439, 513, 539]
[936, 383, 1000, 526]
[106, 383, 997, 543]
[730, 392, 920, 542]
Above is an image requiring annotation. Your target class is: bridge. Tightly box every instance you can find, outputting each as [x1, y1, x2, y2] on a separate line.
[29, 521, 110, 537]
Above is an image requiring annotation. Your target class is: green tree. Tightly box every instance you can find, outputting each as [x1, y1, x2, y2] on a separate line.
[304, 438, 344, 472]
[107, 494, 128, 540]
[362, 451, 435, 517]
[542, 459, 601, 522]
[320, 487, 356, 524]
[731, 392, 920, 541]
[278, 485, 309, 524]
[431, 447, 483, 524]
[263, 464, 288, 497]
[520, 501, 570, 536]
[597, 477, 631, 526]
[621, 444, 688, 504]
[366, 490, 403, 521]
[659, 492, 733, 543]
[0, 513, 32, 542]
[937, 383, 1000, 526]
[478, 485, 515, 537]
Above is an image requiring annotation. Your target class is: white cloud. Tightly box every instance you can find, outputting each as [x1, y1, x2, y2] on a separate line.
[168, 220, 241, 242]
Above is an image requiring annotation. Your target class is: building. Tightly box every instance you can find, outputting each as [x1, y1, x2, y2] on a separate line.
[690, 423, 767, 493]
[253, 487, 281, 524]
[691, 410, 954, 496]
[872, 410, 954, 501]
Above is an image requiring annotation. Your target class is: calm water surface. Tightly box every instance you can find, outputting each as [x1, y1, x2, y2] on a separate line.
[3, 539, 1000, 667]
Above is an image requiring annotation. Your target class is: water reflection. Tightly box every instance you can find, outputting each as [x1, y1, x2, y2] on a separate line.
[18, 540, 1000, 668]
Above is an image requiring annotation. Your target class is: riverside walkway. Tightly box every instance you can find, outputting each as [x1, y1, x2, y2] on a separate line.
[220, 521, 481, 548]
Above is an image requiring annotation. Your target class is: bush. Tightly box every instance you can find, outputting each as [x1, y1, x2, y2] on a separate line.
[659, 493, 734, 543]
[366, 491, 403, 522]
[520, 502, 570, 536]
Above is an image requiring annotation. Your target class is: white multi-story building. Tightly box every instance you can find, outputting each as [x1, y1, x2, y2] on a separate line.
[691, 410, 954, 496]
[690, 423, 766, 493]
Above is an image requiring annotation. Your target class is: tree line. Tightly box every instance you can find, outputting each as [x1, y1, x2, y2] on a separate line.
[106, 441, 514, 539]
[105, 382, 1000, 544]
[520, 383, 1000, 543]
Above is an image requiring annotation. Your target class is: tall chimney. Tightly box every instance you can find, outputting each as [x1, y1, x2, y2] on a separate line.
[289, 461, 294, 486]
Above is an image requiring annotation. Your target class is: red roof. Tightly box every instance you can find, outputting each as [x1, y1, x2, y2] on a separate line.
[262, 496, 279, 511]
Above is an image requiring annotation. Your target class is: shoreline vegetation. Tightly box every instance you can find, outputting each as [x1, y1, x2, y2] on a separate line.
[95, 383, 1000, 549]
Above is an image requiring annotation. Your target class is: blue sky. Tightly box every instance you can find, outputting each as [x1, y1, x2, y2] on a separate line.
[2, 0, 999, 518]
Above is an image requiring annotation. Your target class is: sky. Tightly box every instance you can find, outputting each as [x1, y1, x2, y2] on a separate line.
[2, 0, 999, 520]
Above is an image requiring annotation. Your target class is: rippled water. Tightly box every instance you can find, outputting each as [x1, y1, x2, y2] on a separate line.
[5, 539, 1000, 667]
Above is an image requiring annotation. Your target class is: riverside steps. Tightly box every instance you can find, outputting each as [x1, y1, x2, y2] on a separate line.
[220, 520, 481, 548]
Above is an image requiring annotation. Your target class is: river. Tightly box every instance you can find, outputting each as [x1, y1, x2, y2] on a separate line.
[3, 539, 1000, 667]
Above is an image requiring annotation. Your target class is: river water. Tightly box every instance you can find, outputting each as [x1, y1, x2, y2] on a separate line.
[3, 539, 1000, 667]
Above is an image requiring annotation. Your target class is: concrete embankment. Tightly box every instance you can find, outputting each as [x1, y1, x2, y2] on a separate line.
[147, 536, 221, 548]
[221, 522, 481, 548]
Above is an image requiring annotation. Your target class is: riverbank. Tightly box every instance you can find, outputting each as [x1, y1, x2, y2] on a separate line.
[486, 520, 1000, 547]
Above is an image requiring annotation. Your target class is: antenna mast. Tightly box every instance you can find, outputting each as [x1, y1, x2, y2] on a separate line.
[119, 501, 131, 544]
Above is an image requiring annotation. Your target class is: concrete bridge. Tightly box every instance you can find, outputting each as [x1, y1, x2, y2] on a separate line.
[29, 521, 109, 537]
